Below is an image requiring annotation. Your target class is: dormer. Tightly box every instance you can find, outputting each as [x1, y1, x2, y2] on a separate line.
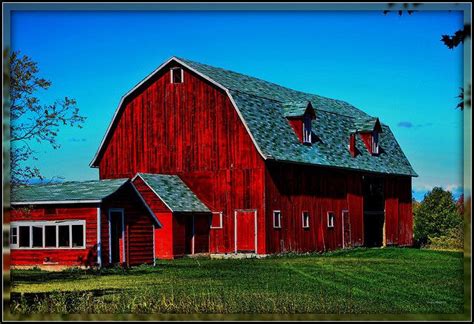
[283, 101, 316, 145]
[351, 117, 382, 156]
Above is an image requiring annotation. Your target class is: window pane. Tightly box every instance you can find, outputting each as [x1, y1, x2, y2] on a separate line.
[71, 225, 84, 247]
[45, 225, 57, 247]
[58, 225, 70, 247]
[19, 226, 30, 247]
[10, 227, 17, 245]
[172, 68, 182, 83]
[32, 226, 43, 247]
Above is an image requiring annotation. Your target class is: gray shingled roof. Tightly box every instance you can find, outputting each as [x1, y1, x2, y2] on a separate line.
[137, 173, 210, 213]
[11, 178, 129, 204]
[177, 57, 417, 177]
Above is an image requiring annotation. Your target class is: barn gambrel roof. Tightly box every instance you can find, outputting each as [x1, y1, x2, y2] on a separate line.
[91, 57, 417, 177]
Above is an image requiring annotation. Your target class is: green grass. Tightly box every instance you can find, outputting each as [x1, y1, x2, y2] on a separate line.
[7, 248, 465, 315]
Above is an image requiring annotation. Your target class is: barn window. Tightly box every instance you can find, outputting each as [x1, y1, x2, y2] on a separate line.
[58, 225, 70, 247]
[10, 221, 85, 249]
[372, 131, 379, 155]
[32, 225, 43, 247]
[19, 226, 30, 247]
[273, 211, 282, 229]
[211, 212, 223, 229]
[72, 225, 84, 247]
[171, 67, 184, 84]
[302, 211, 310, 228]
[327, 212, 335, 228]
[45, 225, 57, 247]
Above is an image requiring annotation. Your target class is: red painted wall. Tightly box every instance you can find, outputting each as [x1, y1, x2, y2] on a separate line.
[97, 63, 266, 255]
[265, 162, 413, 253]
[101, 184, 155, 267]
[287, 118, 303, 142]
[10, 205, 99, 267]
[131, 176, 174, 259]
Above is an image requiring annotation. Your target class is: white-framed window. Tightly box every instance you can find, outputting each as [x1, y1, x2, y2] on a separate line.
[10, 220, 86, 249]
[210, 212, 223, 229]
[170, 67, 184, 84]
[327, 211, 335, 228]
[372, 131, 379, 154]
[302, 211, 310, 228]
[273, 210, 282, 229]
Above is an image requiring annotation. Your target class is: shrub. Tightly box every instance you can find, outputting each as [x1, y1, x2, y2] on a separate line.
[427, 224, 464, 250]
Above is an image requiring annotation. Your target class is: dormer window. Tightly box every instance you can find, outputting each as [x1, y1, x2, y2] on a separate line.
[303, 114, 312, 144]
[372, 131, 379, 155]
[171, 67, 183, 84]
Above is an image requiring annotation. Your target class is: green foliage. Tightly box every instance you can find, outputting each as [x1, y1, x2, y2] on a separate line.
[8, 51, 86, 185]
[413, 187, 463, 246]
[9, 248, 464, 314]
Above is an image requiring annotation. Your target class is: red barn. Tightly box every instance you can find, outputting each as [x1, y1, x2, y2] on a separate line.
[10, 57, 417, 268]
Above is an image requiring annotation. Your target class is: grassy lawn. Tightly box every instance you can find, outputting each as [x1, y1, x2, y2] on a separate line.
[7, 248, 465, 316]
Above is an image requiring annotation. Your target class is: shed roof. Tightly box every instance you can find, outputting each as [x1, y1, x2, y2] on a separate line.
[134, 173, 210, 213]
[11, 178, 129, 204]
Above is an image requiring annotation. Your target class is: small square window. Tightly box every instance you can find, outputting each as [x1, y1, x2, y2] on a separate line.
[171, 67, 183, 84]
[302, 211, 310, 228]
[273, 211, 281, 229]
[211, 212, 223, 229]
[327, 212, 335, 228]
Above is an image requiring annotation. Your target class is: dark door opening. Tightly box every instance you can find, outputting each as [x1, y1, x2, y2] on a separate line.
[363, 177, 385, 247]
[110, 210, 123, 264]
[184, 216, 194, 255]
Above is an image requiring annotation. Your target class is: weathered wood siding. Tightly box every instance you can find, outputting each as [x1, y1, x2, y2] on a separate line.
[265, 161, 413, 253]
[97, 63, 266, 254]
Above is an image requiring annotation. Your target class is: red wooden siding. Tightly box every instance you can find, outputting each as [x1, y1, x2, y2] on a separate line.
[97, 64, 266, 255]
[101, 184, 155, 266]
[132, 176, 175, 259]
[359, 133, 373, 154]
[10, 205, 99, 267]
[265, 162, 348, 253]
[265, 162, 412, 253]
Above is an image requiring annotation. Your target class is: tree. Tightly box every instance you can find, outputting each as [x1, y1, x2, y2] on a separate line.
[8, 51, 86, 185]
[413, 187, 462, 245]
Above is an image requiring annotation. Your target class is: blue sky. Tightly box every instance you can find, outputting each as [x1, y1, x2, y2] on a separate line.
[9, 10, 465, 201]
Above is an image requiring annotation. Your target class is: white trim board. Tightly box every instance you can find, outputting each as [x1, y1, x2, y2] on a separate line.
[89, 56, 269, 167]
